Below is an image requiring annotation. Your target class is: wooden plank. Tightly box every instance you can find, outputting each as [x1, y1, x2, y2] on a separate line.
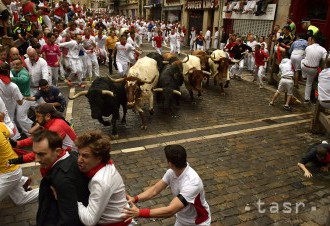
[311, 101, 323, 134]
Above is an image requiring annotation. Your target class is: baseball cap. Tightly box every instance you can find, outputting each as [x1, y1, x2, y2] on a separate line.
[35, 103, 63, 118]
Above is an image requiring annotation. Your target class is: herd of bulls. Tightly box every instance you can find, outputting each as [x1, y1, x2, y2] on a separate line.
[69, 50, 232, 137]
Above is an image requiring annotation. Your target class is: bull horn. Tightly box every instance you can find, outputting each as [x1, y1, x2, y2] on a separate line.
[109, 76, 125, 83]
[68, 90, 88, 100]
[102, 90, 115, 96]
[173, 90, 181, 95]
[182, 54, 190, 63]
[202, 70, 211, 76]
[153, 88, 164, 92]
[162, 61, 170, 64]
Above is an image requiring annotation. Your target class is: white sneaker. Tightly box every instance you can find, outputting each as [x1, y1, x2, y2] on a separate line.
[322, 140, 328, 144]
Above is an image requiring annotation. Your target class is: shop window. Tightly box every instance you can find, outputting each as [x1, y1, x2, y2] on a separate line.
[308, 0, 328, 20]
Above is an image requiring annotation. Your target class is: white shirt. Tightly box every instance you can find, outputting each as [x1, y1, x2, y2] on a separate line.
[95, 35, 107, 49]
[0, 96, 15, 135]
[318, 68, 330, 101]
[214, 31, 219, 40]
[304, 43, 327, 67]
[58, 40, 82, 59]
[83, 36, 96, 56]
[78, 163, 128, 225]
[279, 58, 294, 77]
[247, 40, 258, 51]
[0, 80, 23, 109]
[162, 163, 211, 225]
[24, 57, 49, 87]
[168, 33, 177, 45]
[205, 30, 211, 40]
[115, 42, 135, 63]
[127, 36, 137, 48]
[176, 32, 184, 44]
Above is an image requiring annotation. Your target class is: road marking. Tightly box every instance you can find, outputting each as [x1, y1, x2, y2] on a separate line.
[112, 119, 310, 154]
[65, 87, 75, 121]
[111, 113, 310, 144]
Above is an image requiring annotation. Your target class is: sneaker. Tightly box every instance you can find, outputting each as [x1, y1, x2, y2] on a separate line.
[322, 140, 328, 144]
[269, 102, 274, 106]
[284, 105, 292, 111]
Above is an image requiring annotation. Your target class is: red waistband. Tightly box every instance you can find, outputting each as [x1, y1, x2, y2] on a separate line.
[303, 63, 318, 69]
[97, 219, 132, 226]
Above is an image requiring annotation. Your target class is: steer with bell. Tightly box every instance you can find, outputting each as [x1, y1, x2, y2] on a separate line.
[69, 77, 127, 137]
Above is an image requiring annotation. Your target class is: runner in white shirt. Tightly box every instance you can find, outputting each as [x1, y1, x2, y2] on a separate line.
[213, 27, 219, 49]
[168, 29, 178, 54]
[205, 27, 211, 50]
[58, 34, 85, 88]
[246, 35, 258, 72]
[83, 28, 100, 80]
[176, 28, 185, 55]
[76, 131, 135, 226]
[190, 27, 196, 51]
[0, 96, 18, 139]
[113, 35, 136, 77]
[124, 145, 211, 226]
[0, 62, 23, 134]
[95, 31, 108, 64]
[301, 35, 327, 103]
[317, 59, 330, 109]
[127, 31, 139, 65]
[25, 48, 50, 94]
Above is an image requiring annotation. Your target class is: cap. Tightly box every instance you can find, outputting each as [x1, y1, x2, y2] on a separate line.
[35, 103, 63, 118]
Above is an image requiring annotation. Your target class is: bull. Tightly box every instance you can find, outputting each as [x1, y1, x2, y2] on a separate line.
[69, 77, 127, 137]
[191, 50, 211, 85]
[208, 50, 231, 96]
[147, 52, 168, 72]
[153, 63, 184, 117]
[110, 56, 159, 130]
[182, 55, 211, 102]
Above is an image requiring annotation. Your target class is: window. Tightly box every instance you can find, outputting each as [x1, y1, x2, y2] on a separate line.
[307, 0, 328, 20]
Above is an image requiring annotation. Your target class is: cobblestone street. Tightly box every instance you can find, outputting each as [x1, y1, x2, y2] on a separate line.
[1, 43, 330, 226]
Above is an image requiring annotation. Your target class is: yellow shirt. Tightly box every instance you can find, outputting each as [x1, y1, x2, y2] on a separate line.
[0, 123, 19, 174]
[105, 36, 119, 50]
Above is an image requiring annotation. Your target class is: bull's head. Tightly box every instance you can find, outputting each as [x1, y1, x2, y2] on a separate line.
[110, 76, 156, 109]
[69, 89, 114, 119]
[153, 88, 181, 109]
[188, 69, 204, 94]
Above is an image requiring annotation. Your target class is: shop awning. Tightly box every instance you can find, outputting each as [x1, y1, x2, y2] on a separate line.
[162, 6, 182, 11]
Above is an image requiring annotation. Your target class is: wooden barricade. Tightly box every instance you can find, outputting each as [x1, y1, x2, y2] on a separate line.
[311, 101, 330, 134]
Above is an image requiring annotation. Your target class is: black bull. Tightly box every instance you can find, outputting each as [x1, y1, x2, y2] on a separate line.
[153, 64, 184, 116]
[69, 77, 127, 137]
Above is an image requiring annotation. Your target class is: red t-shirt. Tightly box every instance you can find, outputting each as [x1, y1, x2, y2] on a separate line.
[41, 44, 61, 67]
[22, 1, 38, 22]
[225, 42, 236, 58]
[54, 7, 65, 19]
[254, 50, 269, 67]
[153, 36, 163, 48]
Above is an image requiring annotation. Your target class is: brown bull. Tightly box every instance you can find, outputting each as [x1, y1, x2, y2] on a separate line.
[191, 50, 211, 85]
[209, 56, 230, 96]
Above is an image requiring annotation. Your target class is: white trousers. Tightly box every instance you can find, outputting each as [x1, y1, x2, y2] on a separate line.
[177, 41, 181, 54]
[220, 43, 226, 50]
[213, 39, 219, 49]
[301, 60, 318, 101]
[48, 66, 59, 86]
[155, 47, 162, 55]
[16, 100, 34, 135]
[170, 43, 177, 54]
[86, 53, 100, 78]
[196, 44, 204, 51]
[147, 32, 152, 42]
[256, 65, 265, 85]
[0, 168, 39, 205]
[230, 59, 245, 78]
[246, 53, 255, 71]
[116, 61, 129, 76]
[206, 39, 211, 50]
[290, 53, 304, 71]
[60, 56, 69, 79]
[68, 58, 83, 84]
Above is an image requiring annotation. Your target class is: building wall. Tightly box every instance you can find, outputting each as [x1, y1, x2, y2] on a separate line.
[274, 0, 291, 27]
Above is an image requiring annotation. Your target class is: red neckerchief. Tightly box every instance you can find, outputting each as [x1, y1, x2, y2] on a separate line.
[0, 75, 11, 84]
[40, 149, 66, 177]
[85, 160, 113, 179]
